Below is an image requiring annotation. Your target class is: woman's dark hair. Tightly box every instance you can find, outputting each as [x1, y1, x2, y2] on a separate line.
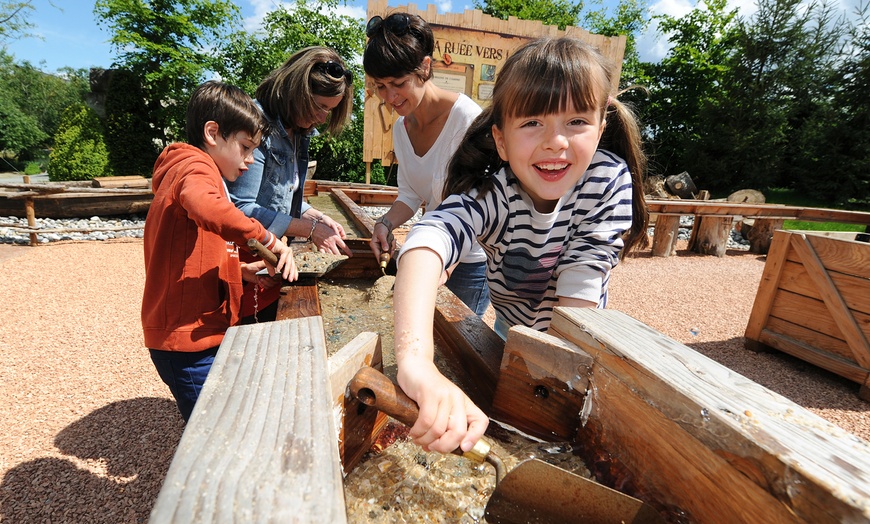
[363, 12, 434, 82]
[444, 37, 649, 255]
[185, 80, 269, 149]
[256, 46, 353, 135]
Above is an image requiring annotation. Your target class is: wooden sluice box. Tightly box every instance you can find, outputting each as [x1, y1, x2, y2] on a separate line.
[745, 230, 870, 400]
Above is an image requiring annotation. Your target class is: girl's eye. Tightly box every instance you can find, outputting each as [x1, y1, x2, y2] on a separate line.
[519, 120, 541, 128]
[568, 118, 588, 126]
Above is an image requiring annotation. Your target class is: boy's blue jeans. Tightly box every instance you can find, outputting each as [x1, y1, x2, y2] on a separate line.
[149, 346, 219, 422]
[446, 261, 491, 317]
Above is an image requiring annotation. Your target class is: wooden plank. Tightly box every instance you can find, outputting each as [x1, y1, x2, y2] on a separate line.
[276, 281, 321, 320]
[764, 315, 854, 363]
[331, 188, 376, 237]
[806, 233, 870, 278]
[789, 234, 870, 369]
[550, 307, 870, 524]
[758, 327, 869, 384]
[744, 230, 792, 340]
[149, 318, 346, 523]
[432, 286, 504, 411]
[778, 260, 870, 316]
[646, 199, 870, 225]
[491, 326, 592, 441]
[91, 175, 149, 188]
[328, 331, 389, 474]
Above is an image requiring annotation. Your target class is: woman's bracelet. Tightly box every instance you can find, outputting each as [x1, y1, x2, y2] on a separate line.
[375, 216, 393, 232]
[306, 218, 318, 241]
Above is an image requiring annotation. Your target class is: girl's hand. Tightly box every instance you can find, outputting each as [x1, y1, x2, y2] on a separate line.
[396, 359, 489, 454]
[270, 240, 298, 282]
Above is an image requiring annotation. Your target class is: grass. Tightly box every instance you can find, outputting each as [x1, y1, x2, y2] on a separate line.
[764, 188, 868, 233]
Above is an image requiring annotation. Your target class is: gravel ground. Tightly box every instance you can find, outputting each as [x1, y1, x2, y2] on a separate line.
[0, 238, 868, 523]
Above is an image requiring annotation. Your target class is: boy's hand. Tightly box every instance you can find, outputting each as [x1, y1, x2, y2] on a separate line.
[270, 240, 298, 282]
[240, 261, 283, 288]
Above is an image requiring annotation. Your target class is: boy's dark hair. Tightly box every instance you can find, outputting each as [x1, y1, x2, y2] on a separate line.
[185, 81, 269, 149]
[363, 12, 434, 82]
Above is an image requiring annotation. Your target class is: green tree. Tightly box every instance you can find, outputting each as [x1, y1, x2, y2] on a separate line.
[0, 1, 34, 43]
[48, 104, 111, 181]
[0, 50, 88, 157]
[643, 0, 740, 180]
[94, 0, 241, 145]
[475, 0, 582, 30]
[216, 0, 369, 182]
[0, 93, 47, 156]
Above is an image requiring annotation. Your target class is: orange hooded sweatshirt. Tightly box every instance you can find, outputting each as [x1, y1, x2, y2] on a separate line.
[142, 143, 277, 352]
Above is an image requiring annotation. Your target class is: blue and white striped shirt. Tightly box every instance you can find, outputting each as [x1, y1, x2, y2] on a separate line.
[400, 149, 633, 332]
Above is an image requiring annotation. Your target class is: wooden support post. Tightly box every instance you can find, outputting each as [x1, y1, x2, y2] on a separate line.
[490, 326, 592, 441]
[650, 214, 680, 257]
[329, 331, 389, 474]
[22, 175, 38, 246]
[746, 217, 784, 254]
[693, 216, 733, 257]
[549, 307, 870, 524]
[149, 318, 347, 523]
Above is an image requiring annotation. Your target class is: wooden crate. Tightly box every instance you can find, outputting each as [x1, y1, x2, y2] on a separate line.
[744, 230, 870, 399]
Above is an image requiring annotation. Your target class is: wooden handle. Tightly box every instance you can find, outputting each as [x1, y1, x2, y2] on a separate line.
[247, 238, 278, 267]
[349, 366, 419, 427]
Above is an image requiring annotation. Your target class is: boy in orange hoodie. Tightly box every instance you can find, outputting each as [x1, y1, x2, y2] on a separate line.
[142, 81, 297, 422]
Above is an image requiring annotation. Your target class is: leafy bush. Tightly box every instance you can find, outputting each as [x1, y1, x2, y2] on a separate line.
[48, 104, 112, 181]
[24, 161, 42, 175]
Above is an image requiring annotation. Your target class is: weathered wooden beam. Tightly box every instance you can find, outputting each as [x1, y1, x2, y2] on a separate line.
[149, 318, 347, 523]
[647, 199, 870, 225]
[491, 326, 592, 441]
[328, 331, 389, 474]
[550, 307, 870, 524]
[276, 280, 321, 320]
[331, 188, 376, 237]
[432, 287, 504, 411]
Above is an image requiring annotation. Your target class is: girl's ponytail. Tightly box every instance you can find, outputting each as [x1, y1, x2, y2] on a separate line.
[443, 107, 503, 199]
[601, 93, 649, 255]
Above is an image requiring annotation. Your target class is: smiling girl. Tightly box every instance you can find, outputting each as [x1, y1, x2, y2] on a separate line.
[391, 37, 649, 454]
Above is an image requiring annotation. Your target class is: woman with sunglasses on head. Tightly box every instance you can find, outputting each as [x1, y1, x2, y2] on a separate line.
[227, 46, 355, 324]
[364, 13, 491, 317]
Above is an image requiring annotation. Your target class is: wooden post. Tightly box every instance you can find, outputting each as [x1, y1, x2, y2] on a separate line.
[650, 214, 680, 257]
[22, 175, 38, 246]
[329, 331, 389, 474]
[746, 217, 784, 254]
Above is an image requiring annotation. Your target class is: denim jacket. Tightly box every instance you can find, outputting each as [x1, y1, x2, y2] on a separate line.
[226, 102, 313, 237]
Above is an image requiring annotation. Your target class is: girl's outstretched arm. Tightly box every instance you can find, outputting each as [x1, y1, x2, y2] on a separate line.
[393, 247, 489, 454]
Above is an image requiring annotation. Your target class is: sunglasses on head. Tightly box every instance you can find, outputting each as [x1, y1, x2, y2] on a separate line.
[314, 61, 353, 84]
[366, 13, 411, 38]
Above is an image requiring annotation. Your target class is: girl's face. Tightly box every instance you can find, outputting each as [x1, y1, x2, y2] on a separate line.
[492, 101, 605, 213]
[371, 57, 430, 116]
[296, 94, 344, 131]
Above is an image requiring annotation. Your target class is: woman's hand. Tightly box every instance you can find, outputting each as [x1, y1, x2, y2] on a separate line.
[396, 359, 489, 454]
[306, 211, 352, 256]
[369, 220, 395, 263]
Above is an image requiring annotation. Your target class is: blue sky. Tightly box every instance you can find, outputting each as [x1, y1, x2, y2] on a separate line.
[3, 0, 863, 74]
